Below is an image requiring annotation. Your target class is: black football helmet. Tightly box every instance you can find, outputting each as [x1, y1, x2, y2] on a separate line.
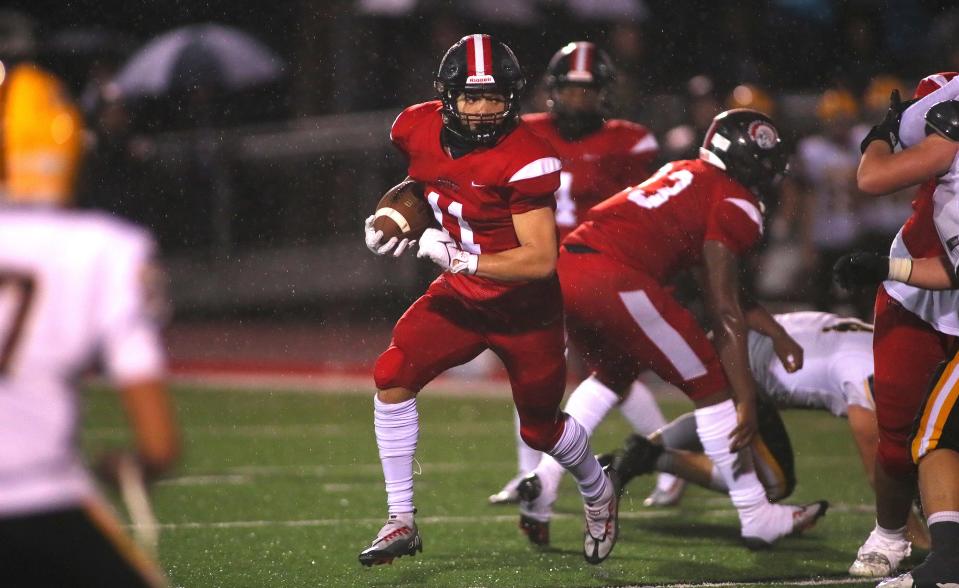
[699, 109, 789, 197]
[434, 34, 525, 147]
[545, 41, 615, 140]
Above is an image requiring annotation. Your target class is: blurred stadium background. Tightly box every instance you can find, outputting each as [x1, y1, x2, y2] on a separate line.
[3, 2, 958, 584]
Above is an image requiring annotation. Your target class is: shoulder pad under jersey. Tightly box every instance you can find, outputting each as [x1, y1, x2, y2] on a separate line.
[925, 100, 959, 141]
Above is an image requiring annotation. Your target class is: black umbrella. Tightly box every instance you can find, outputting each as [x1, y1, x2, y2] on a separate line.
[112, 23, 285, 99]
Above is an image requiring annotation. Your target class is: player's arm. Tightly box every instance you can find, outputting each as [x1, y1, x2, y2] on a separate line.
[119, 379, 180, 478]
[474, 207, 558, 281]
[703, 240, 758, 450]
[858, 134, 958, 195]
[742, 301, 803, 372]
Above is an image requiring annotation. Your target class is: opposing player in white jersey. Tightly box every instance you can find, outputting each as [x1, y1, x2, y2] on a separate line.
[833, 84, 959, 588]
[0, 59, 179, 587]
[609, 311, 920, 548]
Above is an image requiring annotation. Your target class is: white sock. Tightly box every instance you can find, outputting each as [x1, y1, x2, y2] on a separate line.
[546, 416, 608, 503]
[927, 511, 959, 525]
[695, 400, 767, 528]
[708, 464, 728, 492]
[875, 521, 907, 540]
[655, 472, 682, 492]
[619, 379, 668, 435]
[565, 375, 621, 433]
[374, 395, 418, 515]
[514, 408, 542, 475]
[532, 376, 620, 495]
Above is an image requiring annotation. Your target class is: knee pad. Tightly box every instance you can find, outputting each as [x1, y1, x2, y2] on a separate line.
[374, 345, 412, 391]
[753, 396, 797, 502]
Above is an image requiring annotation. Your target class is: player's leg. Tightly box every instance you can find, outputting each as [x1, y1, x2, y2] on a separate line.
[894, 353, 959, 587]
[490, 321, 618, 564]
[852, 288, 949, 577]
[614, 397, 796, 502]
[617, 378, 686, 506]
[847, 401, 930, 549]
[0, 502, 165, 587]
[601, 280, 822, 547]
[488, 409, 542, 505]
[360, 285, 487, 566]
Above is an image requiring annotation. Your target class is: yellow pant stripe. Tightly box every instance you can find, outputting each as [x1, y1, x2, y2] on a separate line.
[913, 352, 959, 462]
[752, 436, 788, 501]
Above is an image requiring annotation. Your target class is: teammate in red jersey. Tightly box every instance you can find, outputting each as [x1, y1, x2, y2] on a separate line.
[524, 42, 658, 241]
[489, 41, 681, 512]
[833, 72, 959, 581]
[358, 34, 618, 567]
[520, 108, 828, 549]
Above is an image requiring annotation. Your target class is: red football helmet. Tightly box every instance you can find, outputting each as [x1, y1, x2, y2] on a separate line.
[434, 34, 526, 146]
[545, 42, 615, 140]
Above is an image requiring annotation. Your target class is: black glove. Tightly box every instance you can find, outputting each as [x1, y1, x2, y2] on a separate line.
[833, 251, 889, 290]
[859, 89, 917, 154]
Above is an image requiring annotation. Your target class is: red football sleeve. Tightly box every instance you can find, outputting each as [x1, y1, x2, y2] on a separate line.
[508, 170, 561, 215]
[704, 198, 763, 256]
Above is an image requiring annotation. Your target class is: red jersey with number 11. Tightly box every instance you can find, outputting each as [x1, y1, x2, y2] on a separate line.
[390, 101, 562, 303]
[564, 159, 764, 282]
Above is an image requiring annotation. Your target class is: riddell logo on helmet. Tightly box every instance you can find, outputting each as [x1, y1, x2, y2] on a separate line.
[467, 75, 496, 85]
[747, 121, 778, 150]
[566, 71, 594, 82]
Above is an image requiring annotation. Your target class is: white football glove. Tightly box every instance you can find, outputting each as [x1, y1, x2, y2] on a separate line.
[416, 228, 478, 275]
[364, 215, 415, 257]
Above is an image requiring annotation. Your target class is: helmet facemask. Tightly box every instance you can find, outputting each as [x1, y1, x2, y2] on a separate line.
[436, 85, 519, 146]
[548, 84, 609, 141]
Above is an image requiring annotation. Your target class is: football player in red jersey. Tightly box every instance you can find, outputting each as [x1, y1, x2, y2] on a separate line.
[358, 34, 618, 567]
[488, 41, 682, 511]
[518, 108, 829, 550]
[833, 73, 959, 585]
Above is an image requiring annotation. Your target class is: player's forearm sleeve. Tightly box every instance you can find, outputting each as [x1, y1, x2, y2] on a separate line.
[900, 76, 959, 148]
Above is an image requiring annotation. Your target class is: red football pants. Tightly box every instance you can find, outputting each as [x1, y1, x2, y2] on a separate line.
[873, 285, 957, 477]
[558, 249, 727, 400]
[374, 275, 568, 451]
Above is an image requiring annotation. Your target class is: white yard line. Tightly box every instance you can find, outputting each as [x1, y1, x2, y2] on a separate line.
[622, 578, 873, 588]
[153, 501, 870, 531]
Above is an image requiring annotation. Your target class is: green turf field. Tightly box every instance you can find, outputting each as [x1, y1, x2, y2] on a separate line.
[83, 386, 906, 588]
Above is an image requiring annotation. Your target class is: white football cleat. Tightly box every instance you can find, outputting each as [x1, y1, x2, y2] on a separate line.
[742, 501, 829, 550]
[848, 528, 912, 577]
[358, 513, 422, 567]
[488, 474, 523, 505]
[583, 469, 619, 565]
[643, 475, 686, 507]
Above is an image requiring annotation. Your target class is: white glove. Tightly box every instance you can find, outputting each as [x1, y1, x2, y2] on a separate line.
[364, 215, 415, 257]
[416, 228, 478, 275]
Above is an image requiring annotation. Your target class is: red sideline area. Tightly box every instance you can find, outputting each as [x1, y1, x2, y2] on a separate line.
[164, 321, 681, 399]
[165, 321, 516, 397]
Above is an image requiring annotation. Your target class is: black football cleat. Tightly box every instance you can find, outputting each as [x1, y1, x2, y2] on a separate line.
[611, 434, 663, 491]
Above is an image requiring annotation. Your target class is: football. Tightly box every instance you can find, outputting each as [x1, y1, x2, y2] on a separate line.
[372, 180, 436, 241]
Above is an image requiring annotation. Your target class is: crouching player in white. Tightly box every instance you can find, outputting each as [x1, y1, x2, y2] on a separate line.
[606, 312, 928, 548]
[0, 59, 179, 587]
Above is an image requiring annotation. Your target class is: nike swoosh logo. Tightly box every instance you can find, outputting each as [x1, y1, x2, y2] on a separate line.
[471, 181, 487, 188]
